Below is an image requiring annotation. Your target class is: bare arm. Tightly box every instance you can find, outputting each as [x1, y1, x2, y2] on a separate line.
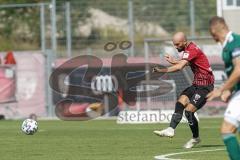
[219, 57, 240, 91]
[164, 54, 180, 65]
[153, 59, 189, 73]
[207, 57, 240, 101]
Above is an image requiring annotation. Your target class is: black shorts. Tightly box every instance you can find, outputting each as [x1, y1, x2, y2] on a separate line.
[180, 84, 214, 110]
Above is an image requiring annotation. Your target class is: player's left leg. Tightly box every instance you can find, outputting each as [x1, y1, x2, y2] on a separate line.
[185, 104, 198, 137]
[183, 85, 213, 148]
[222, 91, 240, 160]
[184, 104, 200, 149]
[221, 121, 240, 160]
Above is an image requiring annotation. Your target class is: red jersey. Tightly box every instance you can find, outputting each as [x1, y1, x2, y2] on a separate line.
[181, 42, 214, 86]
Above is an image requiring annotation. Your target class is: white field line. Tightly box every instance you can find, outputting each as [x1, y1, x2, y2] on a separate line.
[154, 148, 225, 160]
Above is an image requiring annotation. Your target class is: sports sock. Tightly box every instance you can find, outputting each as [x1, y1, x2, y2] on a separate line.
[170, 102, 185, 129]
[222, 133, 240, 160]
[185, 111, 199, 138]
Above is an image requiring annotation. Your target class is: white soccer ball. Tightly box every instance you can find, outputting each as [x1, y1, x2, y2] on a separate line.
[21, 119, 38, 135]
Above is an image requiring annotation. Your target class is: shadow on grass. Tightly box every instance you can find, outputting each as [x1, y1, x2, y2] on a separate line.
[196, 144, 225, 148]
[175, 144, 225, 149]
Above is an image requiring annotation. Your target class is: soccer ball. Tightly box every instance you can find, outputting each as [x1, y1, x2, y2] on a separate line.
[21, 119, 38, 135]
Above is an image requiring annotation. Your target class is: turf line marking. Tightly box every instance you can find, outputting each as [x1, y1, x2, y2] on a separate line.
[154, 148, 224, 160]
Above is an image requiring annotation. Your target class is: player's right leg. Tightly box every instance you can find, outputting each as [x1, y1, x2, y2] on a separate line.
[222, 91, 240, 160]
[153, 100, 186, 137]
[153, 94, 190, 138]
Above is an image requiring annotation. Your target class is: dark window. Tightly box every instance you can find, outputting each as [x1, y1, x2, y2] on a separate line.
[227, 0, 233, 5]
[237, 0, 240, 6]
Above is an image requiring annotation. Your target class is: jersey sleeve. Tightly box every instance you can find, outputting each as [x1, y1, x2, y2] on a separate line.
[232, 47, 240, 59]
[182, 49, 198, 61]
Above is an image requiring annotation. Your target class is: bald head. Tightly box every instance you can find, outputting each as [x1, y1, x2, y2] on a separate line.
[172, 32, 188, 52]
[173, 32, 187, 43]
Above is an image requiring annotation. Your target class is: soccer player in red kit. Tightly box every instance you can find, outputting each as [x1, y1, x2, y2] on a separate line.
[152, 32, 214, 148]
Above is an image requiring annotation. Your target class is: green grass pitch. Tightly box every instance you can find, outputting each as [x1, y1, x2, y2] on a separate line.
[0, 118, 232, 160]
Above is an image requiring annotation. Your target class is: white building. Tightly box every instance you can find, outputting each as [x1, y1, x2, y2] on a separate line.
[217, 0, 240, 33]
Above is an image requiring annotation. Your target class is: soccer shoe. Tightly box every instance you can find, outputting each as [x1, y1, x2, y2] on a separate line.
[153, 127, 175, 138]
[183, 137, 201, 149]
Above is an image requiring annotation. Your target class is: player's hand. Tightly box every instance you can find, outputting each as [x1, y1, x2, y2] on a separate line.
[206, 88, 222, 101]
[152, 66, 159, 73]
[221, 90, 232, 102]
[164, 54, 175, 64]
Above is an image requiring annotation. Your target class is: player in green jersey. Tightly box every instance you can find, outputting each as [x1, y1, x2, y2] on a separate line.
[207, 16, 240, 160]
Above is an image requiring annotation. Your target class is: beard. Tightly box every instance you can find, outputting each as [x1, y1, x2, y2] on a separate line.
[177, 47, 185, 52]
